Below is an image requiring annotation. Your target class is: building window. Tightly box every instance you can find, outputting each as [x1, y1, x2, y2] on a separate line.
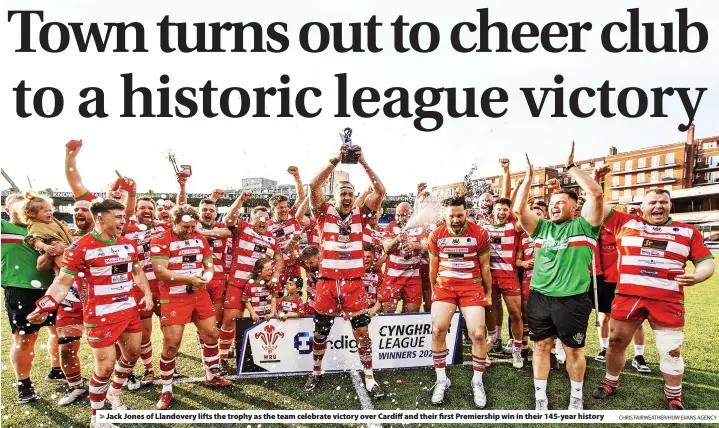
[533, 175, 540, 184]
[665, 153, 675, 164]
[596, 160, 605, 167]
[613, 162, 621, 172]
[637, 173, 645, 183]
[637, 188, 645, 197]
[581, 163, 590, 169]
[651, 171, 659, 182]
[664, 169, 674, 179]
[571, 177, 576, 183]
[638, 158, 646, 168]
[651, 155, 660, 167]
[624, 175, 632, 186]
[563, 177, 569, 184]
[703, 141, 717, 149]
[612, 190, 619, 200]
[706, 171, 719, 183]
[706, 156, 719, 167]
[533, 187, 540, 196]
[557, 167, 563, 173]
[612, 176, 620, 186]
[624, 189, 632, 197]
[625, 160, 632, 171]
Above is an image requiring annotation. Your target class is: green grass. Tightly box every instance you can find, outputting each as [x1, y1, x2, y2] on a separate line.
[2, 257, 717, 427]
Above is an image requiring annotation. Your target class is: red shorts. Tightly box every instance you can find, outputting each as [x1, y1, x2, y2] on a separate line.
[206, 278, 227, 304]
[56, 301, 83, 328]
[160, 291, 216, 327]
[493, 276, 522, 298]
[378, 280, 423, 305]
[86, 314, 142, 349]
[223, 284, 245, 310]
[314, 278, 369, 314]
[610, 294, 685, 328]
[432, 282, 489, 307]
[135, 280, 161, 319]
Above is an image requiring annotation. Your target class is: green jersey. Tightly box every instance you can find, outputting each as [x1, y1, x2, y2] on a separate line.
[1, 219, 55, 289]
[530, 216, 600, 297]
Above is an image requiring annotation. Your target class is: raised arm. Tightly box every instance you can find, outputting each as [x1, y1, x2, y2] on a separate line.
[294, 196, 311, 227]
[499, 158, 511, 199]
[354, 186, 373, 209]
[287, 166, 305, 210]
[116, 172, 137, 221]
[358, 146, 386, 212]
[591, 164, 613, 220]
[224, 190, 252, 228]
[309, 145, 346, 209]
[565, 142, 604, 227]
[176, 174, 188, 205]
[510, 177, 524, 207]
[513, 154, 540, 236]
[65, 141, 91, 199]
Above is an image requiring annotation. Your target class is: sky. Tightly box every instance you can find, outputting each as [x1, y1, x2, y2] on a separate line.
[2, 0, 718, 195]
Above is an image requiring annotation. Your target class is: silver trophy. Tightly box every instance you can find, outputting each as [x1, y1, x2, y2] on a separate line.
[338, 127, 360, 164]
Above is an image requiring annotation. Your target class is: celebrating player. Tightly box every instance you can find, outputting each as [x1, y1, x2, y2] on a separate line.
[379, 202, 428, 313]
[27, 199, 154, 427]
[304, 143, 386, 399]
[219, 193, 283, 373]
[150, 205, 231, 410]
[592, 189, 715, 409]
[428, 195, 492, 408]
[514, 144, 604, 410]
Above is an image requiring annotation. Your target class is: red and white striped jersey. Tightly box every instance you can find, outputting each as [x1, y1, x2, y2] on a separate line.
[149, 231, 212, 298]
[481, 221, 520, 278]
[363, 224, 385, 247]
[61, 232, 139, 326]
[123, 220, 170, 281]
[598, 224, 617, 283]
[363, 271, 382, 307]
[302, 267, 320, 309]
[279, 294, 303, 314]
[604, 210, 713, 303]
[428, 222, 492, 287]
[241, 280, 277, 316]
[421, 223, 437, 265]
[306, 218, 321, 247]
[382, 221, 429, 286]
[197, 221, 229, 275]
[228, 219, 279, 287]
[268, 217, 302, 277]
[315, 204, 369, 279]
[520, 232, 534, 284]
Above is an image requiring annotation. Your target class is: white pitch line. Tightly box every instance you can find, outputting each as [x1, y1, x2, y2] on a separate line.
[348, 370, 382, 428]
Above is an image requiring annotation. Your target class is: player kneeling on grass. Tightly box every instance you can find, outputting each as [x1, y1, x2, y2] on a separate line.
[27, 198, 154, 428]
[592, 189, 715, 410]
[150, 205, 231, 411]
[428, 195, 493, 408]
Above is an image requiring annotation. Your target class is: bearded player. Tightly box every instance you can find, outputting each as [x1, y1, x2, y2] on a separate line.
[195, 199, 232, 324]
[592, 189, 715, 409]
[304, 143, 386, 399]
[150, 205, 231, 410]
[379, 202, 428, 313]
[428, 195, 493, 408]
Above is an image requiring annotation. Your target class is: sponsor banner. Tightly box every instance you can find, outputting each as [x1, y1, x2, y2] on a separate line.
[236, 312, 461, 376]
[97, 410, 719, 424]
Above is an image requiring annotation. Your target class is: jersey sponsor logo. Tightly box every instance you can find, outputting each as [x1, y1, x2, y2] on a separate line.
[179, 249, 200, 255]
[639, 232, 675, 241]
[641, 239, 669, 250]
[451, 238, 460, 245]
[69, 243, 78, 250]
[111, 273, 130, 283]
[181, 255, 198, 263]
[539, 239, 568, 251]
[443, 247, 468, 254]
[640, 248, 665, 257]
[448, 253, 465, 260]
[639, 269, 659, 276]
[111, 263, 130, 274]
[181, 262, 197, 269]
[273, 228, 285, 237]
[338, 253, 352, 259]
[491, 237, 502, 244]
[106, 257, 132, 265]
[112, 294, 129, 302]
[254, 245, 268, 254]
